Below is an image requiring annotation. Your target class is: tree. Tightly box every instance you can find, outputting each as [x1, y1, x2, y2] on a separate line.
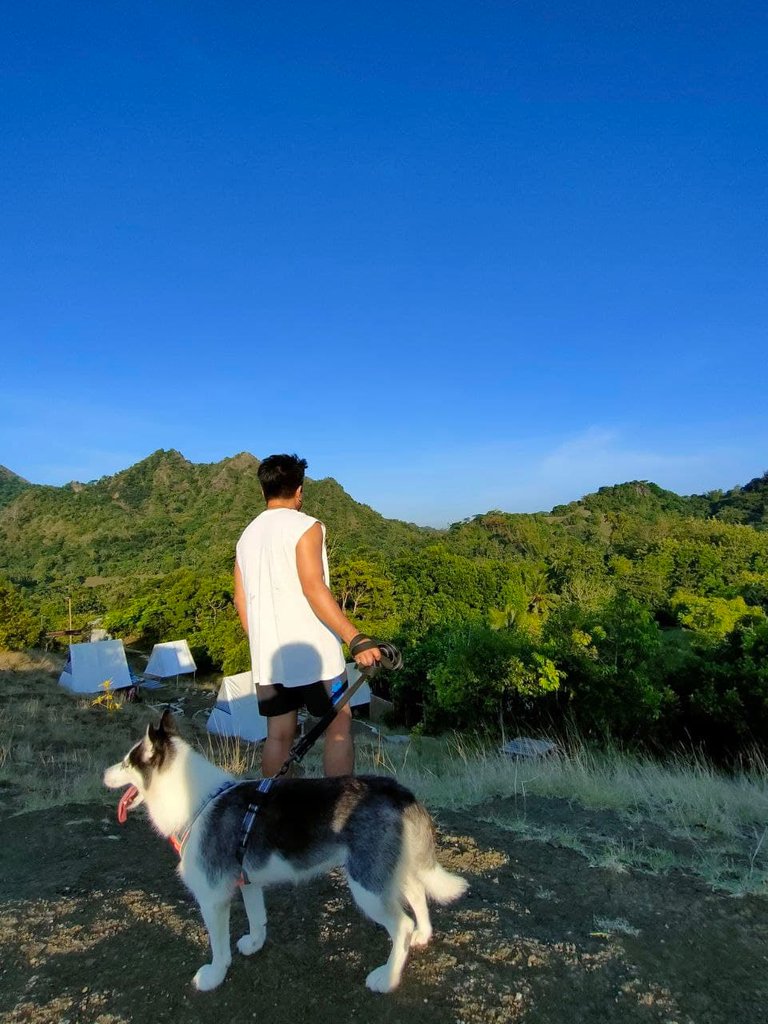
[0, 577, 41, 650]
[670, 620, 768, 751]
[670, 590, 763, 645]
[392, 622, 561, 731]
[391, 548, 501, 637]
[546, 597, 672, 739]
[331, 558, 397, 636]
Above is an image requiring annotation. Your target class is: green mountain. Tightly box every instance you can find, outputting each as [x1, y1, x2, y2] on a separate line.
[1, 450, 766, 595]
[552, 480, 712, 520]
[4, 452, 766, 753]
[708, 472, 768, 528]
[444, 480, 711, 561]
[0, 449, 430, 586]
[443, 476, 768, 565]
[0, 466, 31, 510]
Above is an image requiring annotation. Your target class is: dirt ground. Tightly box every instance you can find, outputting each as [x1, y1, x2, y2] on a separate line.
[2, 794, 766, 1024]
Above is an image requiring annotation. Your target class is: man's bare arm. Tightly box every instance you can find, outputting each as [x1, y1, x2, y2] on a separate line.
[296, 523, 381, 667]
[233, 561, 248, 632]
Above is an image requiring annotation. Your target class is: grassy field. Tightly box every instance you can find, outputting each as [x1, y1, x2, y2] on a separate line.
[2, 650, 767, 897]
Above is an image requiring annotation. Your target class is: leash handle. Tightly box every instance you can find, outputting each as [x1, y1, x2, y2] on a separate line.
[353, 639, 402, 673]
[349, 636, 403, 671]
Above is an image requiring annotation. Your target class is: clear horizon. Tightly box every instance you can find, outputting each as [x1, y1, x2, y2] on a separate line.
[2, 3, 766, 526]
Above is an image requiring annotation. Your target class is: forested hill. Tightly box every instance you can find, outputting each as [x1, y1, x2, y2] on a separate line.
[443, 476, 768, 561]
[0, 453, 766, 591]
[0, 466, 30, 510]
[708, 472, 768, 528]
[552, 476, 768, 528]
[3, 452, 768, 752]
[0, 449, 432, 585]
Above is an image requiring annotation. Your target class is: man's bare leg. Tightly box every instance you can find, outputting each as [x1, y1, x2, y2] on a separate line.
[323, 701, 354, 777]
[262, 710, 298, 777]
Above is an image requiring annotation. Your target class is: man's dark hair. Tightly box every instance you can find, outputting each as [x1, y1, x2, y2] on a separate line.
[257, 453, 308, 500]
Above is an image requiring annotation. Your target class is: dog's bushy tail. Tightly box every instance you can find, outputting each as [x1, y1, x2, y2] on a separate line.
[403, 801, 468, 904]
[419, 863, 468, 904]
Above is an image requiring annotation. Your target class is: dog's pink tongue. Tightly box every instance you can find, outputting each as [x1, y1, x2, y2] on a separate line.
[117, 785, 139, 824]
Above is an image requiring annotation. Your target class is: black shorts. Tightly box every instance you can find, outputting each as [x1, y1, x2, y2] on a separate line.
[256, 676, 348, 718]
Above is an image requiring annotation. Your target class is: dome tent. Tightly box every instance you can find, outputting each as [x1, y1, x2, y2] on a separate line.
[206, 670, 269, 743]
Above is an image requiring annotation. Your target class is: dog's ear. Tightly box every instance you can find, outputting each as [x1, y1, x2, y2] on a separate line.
[139, 723, 157, 762]
[146, 709, 176, 749]
[141, 710, 176, 764]
[158, 708, 177, 736]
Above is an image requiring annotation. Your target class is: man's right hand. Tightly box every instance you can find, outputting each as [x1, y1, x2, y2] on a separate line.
[347, 632, 382, 669]
[354, 645, 382, 669]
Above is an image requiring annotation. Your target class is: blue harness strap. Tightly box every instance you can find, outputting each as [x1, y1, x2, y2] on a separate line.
[235, 777, 274, 872]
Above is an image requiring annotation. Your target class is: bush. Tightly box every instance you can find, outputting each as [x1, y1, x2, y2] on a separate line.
[670, 590, 764, 644]
[669, 619, 768, 753]
[545, 597, 674, 741]
[391, 622, 560, 732]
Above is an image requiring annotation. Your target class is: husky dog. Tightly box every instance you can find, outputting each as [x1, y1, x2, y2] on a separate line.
[103, 710, 467, 994]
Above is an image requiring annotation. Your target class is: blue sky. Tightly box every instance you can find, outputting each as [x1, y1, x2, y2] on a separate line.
[1, 2, 766, 525]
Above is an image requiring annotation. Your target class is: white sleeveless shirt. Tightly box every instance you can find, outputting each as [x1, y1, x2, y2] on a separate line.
[235, 508, 346, 687]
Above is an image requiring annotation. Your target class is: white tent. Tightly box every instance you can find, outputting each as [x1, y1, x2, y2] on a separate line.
[207, 671, 269, 743]
[59, 640, 133, 694]
[206, 663, 371, 744]
[145, 640, 197, 679]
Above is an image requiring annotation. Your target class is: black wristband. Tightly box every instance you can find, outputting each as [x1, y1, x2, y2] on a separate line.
[350, 639, 380, 656]
[349, 633, 375, 656]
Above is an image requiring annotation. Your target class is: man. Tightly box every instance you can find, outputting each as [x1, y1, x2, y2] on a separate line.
[233, 453, 380, 777]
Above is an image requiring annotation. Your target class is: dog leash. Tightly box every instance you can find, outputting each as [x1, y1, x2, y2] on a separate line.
[235, 639, 402, 871]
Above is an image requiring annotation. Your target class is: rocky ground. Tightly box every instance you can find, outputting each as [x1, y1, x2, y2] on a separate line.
[2, 795, 766, 1024]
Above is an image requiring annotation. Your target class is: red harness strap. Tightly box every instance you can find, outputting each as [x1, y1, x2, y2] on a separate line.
[169, 832, 186, 857]
[169, 829, 245, 886]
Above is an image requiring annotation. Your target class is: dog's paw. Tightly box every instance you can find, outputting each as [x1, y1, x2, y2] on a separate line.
[192, 962, 229, 992]
[365, 964, 399, 994]
[237, 930, 266, 956]
[410, 927, 432, 948]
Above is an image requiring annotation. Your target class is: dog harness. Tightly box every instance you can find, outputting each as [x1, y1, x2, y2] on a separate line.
[169, 778, 271, 888]
[235, 778, 275, 881]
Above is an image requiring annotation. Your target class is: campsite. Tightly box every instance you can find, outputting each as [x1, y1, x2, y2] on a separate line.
[1, 649, 767, 1024]
[3, 4, 767, 1023]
